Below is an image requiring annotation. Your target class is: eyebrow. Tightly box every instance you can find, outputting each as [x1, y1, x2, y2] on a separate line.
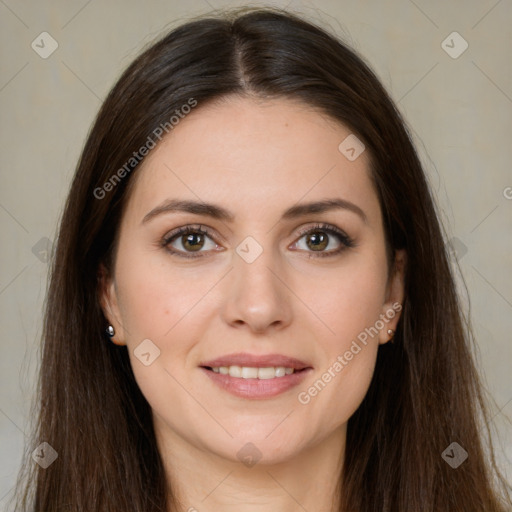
[141, 198, 367, 224]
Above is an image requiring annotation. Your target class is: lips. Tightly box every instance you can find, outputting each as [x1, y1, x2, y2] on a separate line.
[199, 352, 313, 399]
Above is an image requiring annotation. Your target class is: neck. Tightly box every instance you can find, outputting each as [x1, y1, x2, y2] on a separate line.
[155, 419, 346, 512]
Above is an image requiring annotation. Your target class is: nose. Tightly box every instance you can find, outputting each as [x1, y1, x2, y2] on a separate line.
[220, 247, 293, 334]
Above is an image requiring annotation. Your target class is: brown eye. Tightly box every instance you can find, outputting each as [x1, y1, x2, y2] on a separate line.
[181, 233, 205, 252]
[291, 223, 355, 258]
[163, 226, 219, 257]
[305, 231, 329, 251]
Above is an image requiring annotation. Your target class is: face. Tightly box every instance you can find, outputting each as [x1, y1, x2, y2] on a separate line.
[100, 95, 405, 466]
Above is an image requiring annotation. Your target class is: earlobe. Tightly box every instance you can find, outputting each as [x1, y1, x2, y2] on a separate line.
[97, 263, 126, 346]
[105, 324, 125, 346]
[379, 249, 406, 345]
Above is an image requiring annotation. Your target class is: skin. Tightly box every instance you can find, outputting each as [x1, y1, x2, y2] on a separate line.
[100, 95, 405, 512]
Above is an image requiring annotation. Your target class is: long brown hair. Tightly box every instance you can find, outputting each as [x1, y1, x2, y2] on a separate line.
[14, 7, 511, 511]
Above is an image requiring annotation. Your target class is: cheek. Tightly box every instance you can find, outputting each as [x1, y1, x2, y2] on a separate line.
[114, 247, 217, 343]
[296, 330, 379, 438]
[292, 253, 386, 428]
[296, 251, 388, 350]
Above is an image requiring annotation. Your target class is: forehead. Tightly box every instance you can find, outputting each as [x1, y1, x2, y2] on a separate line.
[122, 95, 380, 226]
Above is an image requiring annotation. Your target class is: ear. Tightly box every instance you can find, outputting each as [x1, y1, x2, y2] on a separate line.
[378, 249, 406, 345]
[97, 263, 126, 346]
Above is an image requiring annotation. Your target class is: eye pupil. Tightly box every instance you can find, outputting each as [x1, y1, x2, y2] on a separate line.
[307, 231, 328, 251]
[183, 233, 204, 251]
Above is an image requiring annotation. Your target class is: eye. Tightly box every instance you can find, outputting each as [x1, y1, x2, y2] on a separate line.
[290, 223, 355, 257]
[162, 225, 221, 258]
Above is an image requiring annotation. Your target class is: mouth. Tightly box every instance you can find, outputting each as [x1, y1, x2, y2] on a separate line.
[199, 353, 312, 399]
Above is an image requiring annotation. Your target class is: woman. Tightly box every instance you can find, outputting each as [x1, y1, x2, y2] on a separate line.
[14, 7, 511, 511]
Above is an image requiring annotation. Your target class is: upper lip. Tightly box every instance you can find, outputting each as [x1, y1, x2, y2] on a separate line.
[200, 353, 311, 370]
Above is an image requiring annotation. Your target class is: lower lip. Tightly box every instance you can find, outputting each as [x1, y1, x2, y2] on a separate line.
[200, 367, 311, 399]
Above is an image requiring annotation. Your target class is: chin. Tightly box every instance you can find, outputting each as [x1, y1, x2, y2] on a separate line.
[202, 429, 309, 467]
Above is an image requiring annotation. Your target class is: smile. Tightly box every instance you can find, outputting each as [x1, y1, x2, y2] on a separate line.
[200, 353, 312, 399]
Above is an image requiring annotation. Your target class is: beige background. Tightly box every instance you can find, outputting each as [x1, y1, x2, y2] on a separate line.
[1, 0, 511, 506]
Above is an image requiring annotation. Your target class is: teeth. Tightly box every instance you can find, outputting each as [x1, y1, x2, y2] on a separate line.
[257, 367, 276, 380]
[241, 367, 258, 379]
[210, 366, 296, 379]
[229, 366, 242, 378]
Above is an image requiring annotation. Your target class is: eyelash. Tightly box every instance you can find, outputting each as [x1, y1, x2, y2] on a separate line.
[161, 223, 355, 259]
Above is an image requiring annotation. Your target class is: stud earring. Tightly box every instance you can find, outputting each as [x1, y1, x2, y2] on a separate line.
[106, 325, 115, 338]
[387, 329, 395, 343]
